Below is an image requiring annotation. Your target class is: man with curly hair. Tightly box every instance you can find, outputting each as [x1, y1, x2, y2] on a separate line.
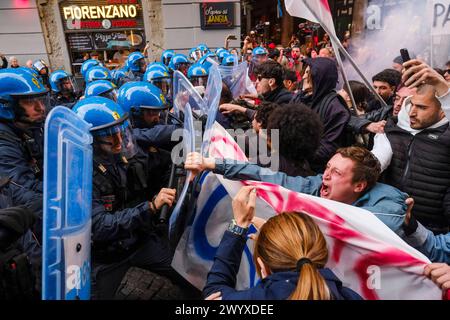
[266, 104, 322, 177]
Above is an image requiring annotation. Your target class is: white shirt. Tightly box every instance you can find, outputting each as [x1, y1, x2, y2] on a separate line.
[372, 88, 450, 172]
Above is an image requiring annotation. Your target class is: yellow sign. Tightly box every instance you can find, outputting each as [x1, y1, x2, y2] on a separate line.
[207, 15, 229, 24]
[63, 5, 137, 20]
[160, 94, 166, 104]
[112, 111, 121, 120]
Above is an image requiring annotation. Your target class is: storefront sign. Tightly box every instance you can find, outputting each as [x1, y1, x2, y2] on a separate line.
[59, 0, 144, 31]
[67, 33, 94, 51]
[93, 31, 145, 49]
[200, 2, 234, 30]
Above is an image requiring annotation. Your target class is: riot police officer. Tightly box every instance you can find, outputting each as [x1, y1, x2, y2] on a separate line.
[125, 51, 147, 81]
[0, 68, 49, 206]
[84, 80, 118, 102]
[31, 59, 51, 89]
[117, 81, 180, 151]
[168, 54, 190, 77]
[73, 97, 177, 299]
[161, 49, 175, 67]
[144, 63, 172, 101]
[49, 70, 80, 109]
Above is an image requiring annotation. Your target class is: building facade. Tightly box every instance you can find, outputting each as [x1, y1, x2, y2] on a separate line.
[0, 0, 241, 74]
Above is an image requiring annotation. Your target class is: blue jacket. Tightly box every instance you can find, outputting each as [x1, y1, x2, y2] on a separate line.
[213, 159, 408, 234]
[203, 230, 363, 300]
[402, 223, 450, 263]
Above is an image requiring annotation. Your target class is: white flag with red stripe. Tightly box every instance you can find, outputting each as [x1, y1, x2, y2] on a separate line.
[285, 0, 336, 36]
[172, 123, 442, 300]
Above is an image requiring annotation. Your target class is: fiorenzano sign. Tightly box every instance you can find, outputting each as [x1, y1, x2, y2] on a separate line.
[59, 0, 144, 31]
[62, 4, 137, 20]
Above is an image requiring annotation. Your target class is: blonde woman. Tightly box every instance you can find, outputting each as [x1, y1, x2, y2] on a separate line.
[203, 186, 362, 300]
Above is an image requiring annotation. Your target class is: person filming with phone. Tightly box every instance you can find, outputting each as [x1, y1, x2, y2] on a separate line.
[372, 56, 450, 235]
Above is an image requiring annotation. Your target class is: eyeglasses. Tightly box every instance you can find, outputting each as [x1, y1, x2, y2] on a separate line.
[445, 69, 450, 74]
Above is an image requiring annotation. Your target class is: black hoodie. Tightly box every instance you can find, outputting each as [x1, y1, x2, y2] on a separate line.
[291, 58, 350, 172]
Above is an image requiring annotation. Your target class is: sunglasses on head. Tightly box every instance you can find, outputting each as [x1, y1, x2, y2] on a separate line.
[256, 75, 267, 82]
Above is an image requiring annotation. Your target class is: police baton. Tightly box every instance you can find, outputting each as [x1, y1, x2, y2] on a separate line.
[158, 163, 177, 224]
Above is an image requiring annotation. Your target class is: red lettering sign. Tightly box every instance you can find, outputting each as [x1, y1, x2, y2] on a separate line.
[80, 21, 102, 29]
[112, 19, 137, 28]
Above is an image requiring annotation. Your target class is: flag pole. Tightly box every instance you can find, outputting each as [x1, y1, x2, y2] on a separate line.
[301, 1, 388, 108]
[331, 38, 357, 110]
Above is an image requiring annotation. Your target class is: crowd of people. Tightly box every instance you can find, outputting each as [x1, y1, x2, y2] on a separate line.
[0, 26, 450, 301]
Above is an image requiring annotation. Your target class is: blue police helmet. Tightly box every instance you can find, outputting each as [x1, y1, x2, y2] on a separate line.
[144, 67, 170, 83]
[189, 47, 198, 61]
[111, 67, 129, 87]
[221, 54, 238, 66]
[117, 81, 167, 114]
[215, 48, 226, 55]
[85, 66, 112, 83]
[146, 62, 168, 73]
[73, 96, 128, 136]
[187, 63, 209, 79]
[217, 50, 230, 63]
[168, 54, 190, 72]
[161, 50, 175, 66]
[84, 80, 117, 101]
[126, 51, 146, 72]
[0, 68, 48, 120]
[81, 59, 101, 78]
[197, 44, 209, 54]
[252, 47, 268, 56]
[49, 70, 71, 93]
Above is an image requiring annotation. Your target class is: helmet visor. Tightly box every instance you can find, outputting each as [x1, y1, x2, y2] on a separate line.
[153, 78, 171, 96]
[57, 76, 79, 95]
[138, 58, 148, 73]
[13, 92, 51, 124]
[177, 62, 190, 76]
[252, 54, 268, 65]
[93, 120, 137, 159]
[190, 76, 208, 87]
[100, 89, 118, 102]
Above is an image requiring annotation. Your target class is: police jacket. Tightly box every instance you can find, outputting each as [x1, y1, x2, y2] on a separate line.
[0, 122, 44, 204]
[384, 118, 450, 234]
[213, 159, 408, 234]
[203, 230, 363, 300]
[91, 146, 169, 263]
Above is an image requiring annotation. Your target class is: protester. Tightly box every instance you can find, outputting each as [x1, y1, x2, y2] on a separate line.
[0, 52, 7, 69]
[266, 104, 322, 177]
[445, 61, 450, 83]
[9, 56, 19, 68]
[372, 63, 450, 234]
[185, 146, 408, 234]
[203, 186, 362, 300]
[366, 69, 402, 112]
[283, 69, 298, 92]
[291, 57, 351, 172]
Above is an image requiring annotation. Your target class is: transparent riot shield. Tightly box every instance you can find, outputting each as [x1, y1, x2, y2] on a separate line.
[168, 103, 195, 241]
[172, 70, 208, 119]
[218, 62, 256, 99]
[42, 106, 93, 300]
[201, 64, 222, 157]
